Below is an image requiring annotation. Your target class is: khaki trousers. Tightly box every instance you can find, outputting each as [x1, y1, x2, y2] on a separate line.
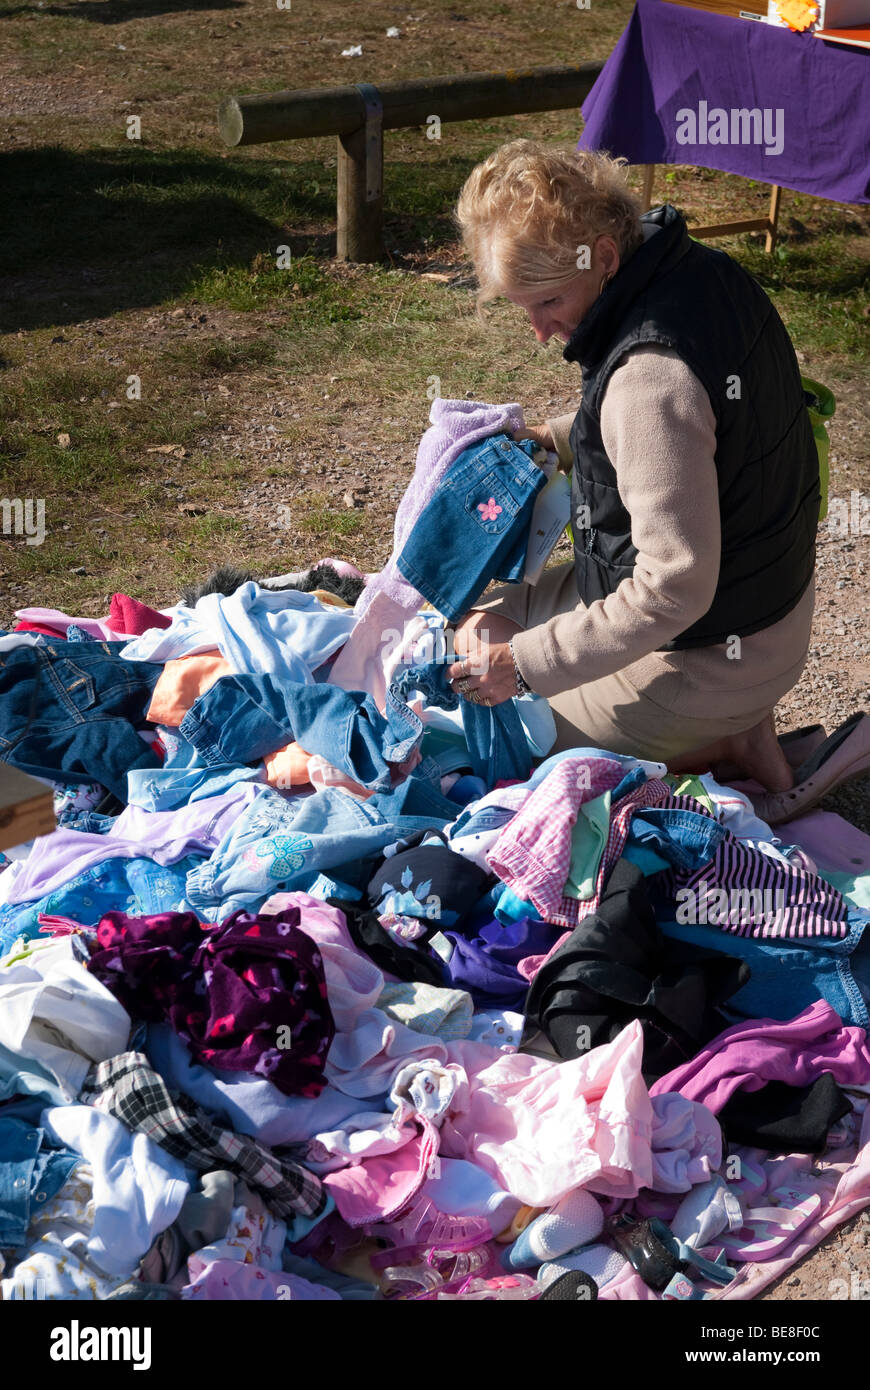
[469, 563, 814, 761]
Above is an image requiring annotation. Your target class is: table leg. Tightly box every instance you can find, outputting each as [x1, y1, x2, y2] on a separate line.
[765, 184, 782, 254]
[640, 164, 656, 212]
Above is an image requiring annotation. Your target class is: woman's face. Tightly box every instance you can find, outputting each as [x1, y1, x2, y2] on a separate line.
[503, 235, 620, 345]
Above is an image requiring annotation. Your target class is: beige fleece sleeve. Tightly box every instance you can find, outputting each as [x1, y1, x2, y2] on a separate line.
[512, 346, 721, 696]
[544, 410, 578, 474]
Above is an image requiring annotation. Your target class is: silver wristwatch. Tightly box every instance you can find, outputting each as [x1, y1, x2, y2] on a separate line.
[509, 638, 532, 697]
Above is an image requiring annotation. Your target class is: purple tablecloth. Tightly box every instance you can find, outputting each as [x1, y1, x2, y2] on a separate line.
[578, 0, 870, 204]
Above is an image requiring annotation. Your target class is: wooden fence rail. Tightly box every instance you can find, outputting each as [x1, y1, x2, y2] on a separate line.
[218, 64, 605, 263]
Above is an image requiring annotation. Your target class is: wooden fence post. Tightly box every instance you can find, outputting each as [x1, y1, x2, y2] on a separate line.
[337, 84, 385, 263]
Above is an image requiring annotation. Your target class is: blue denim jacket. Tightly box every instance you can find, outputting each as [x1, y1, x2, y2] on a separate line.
[0, 1119, 79, 1248]
[395, 435, 547, 620]
[185, 782, 457, 919]
[627, 807, 729, 873]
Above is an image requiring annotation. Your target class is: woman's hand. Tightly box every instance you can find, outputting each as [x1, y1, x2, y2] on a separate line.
[512, 423, 555, 452]
[447, 640, 520, 707]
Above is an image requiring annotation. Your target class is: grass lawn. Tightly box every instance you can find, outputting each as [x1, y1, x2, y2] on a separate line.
[0, 0, 867, 622]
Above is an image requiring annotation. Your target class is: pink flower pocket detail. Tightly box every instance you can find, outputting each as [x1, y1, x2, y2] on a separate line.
[477, 497, 502, 523]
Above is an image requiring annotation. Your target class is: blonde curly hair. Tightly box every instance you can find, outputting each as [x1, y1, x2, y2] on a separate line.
[453, 139, 645, 318]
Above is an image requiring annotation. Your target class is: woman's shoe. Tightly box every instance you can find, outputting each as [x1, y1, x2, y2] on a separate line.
[778, 723, 829, 770]
[747, 712, 870, 825]
[713, 723, 827, 784]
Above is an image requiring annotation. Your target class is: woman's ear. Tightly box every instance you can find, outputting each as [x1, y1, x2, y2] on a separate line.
[596, 235, 621, 278]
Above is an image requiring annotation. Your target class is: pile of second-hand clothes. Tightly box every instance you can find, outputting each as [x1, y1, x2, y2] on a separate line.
[1, 404, 869, 1302]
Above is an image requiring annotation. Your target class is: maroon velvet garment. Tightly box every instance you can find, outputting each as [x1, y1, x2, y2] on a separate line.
[86, 906, 334, 1098]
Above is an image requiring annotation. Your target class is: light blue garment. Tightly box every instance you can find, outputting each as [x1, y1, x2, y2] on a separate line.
[622, 842, 671, 876]
[0, 1040, 73, 1108]
[0, 853, 201, 959]
[126, 726, 262, 812]
[493, 883, 540, 925]
[120, 582, 356, 683]
[184, 785, 452, 919]
[515, 694, 557, 759]
[145, 1025, 369, 1148]
[424, 1156, 521, 1232]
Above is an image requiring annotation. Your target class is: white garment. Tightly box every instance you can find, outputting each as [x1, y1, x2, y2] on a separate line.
[40, 1104, 189, 1277]
[0, 937, 130, 1102]
[0, 1163, 128, 1301]
[324, 1007, 450, 1099]
[697, 773, 779, 841]
[119, 581, 356, 684]
[0, 632, 44, 651]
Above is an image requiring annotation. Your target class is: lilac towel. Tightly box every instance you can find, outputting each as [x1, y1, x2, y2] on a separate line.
[354, 398, 526, 621]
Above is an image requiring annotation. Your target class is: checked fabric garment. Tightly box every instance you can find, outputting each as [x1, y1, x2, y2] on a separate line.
[81, 1051, 327, 1223]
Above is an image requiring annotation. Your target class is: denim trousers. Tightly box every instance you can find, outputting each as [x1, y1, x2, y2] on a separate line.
[0, 639, 163, 801]
[395, 434, 546, 620]
[659, 907, 870, 1029]
[389, 660, 532, 786]
[185, 784, 457, 919]
[180, 672, 423, 794]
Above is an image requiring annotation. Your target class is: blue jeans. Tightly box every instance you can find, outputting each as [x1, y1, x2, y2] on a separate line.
[395, 435, 546, 620]
[180, 673, 423, 794]
[184, 784, 455, 919]
[0, 639, 163, 801]
[659, 906, 870, 1029]
[390, 661, 531, 786]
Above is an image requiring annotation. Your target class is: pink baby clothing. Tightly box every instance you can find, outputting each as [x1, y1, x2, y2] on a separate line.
[485, 756, 629, 922]
[14, 607, 126, 640]
[109, 593, 172, 636]
[183, 1263, 340, 1300]
[786, 808, 870, 879]
[650, 999, 870, 1111]
[439, 1020, 655, 1207]
[324, 1124, 440, 1226]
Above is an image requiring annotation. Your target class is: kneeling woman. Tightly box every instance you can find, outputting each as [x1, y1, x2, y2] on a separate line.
[447, 139, 821, 795]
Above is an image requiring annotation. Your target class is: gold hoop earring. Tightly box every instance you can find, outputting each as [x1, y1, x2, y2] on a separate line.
[599, 271, 614, 296]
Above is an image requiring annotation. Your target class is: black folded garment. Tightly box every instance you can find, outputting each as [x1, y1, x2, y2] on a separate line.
[366, 826, 495, 932]
[328, 897, 446, 987]
[718, 1072, 852, 1153]
[523, 856, 750, 1082]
